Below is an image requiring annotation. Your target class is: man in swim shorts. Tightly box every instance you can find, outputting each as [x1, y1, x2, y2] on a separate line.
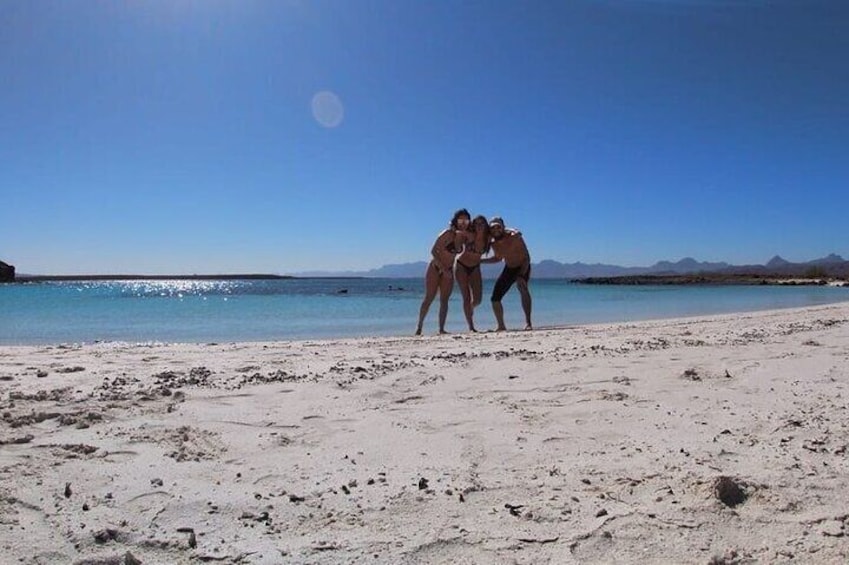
[482, 216, 532, 331]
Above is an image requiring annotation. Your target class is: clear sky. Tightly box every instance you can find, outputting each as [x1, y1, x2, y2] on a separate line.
[2, 0, 847, 275]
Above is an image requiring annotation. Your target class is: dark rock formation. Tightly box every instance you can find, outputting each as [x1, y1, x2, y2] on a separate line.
[0, 260, 14, 282]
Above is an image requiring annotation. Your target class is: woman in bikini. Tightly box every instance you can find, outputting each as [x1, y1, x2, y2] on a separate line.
[415, 209, 470, 335]
[455, 215, 491, 332]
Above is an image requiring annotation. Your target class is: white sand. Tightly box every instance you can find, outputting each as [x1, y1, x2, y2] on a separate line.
[2, 304, 849, 564]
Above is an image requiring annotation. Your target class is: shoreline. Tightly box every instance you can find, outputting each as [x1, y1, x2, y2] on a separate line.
[0, 301, 844, 348]
[2, 303, 849, 563]
[4, 292, 849, 348]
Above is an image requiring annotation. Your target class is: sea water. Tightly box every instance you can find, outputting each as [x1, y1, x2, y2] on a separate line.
[1, 278, 847, 345]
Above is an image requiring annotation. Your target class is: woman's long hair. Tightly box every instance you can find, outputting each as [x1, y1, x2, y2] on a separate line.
[450, 208, 471, 229]
[472, 215, 490, 255]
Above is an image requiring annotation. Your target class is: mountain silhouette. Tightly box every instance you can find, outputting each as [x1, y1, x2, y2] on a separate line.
[292, 254, 849, 279]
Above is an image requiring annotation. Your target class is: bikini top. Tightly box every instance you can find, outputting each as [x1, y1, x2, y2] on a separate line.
[465, 232, 488, 254]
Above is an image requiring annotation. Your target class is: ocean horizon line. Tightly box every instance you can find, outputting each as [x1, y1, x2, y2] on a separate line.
[12, 274, 371, 282]
[10, 273, 849, 286]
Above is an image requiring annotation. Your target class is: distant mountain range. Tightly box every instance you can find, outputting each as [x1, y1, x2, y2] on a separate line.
[293, 254, 849, 279]
[7, 254, 847, 282]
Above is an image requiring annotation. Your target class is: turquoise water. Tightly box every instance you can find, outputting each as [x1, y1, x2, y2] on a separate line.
[1, 278, 847, 345]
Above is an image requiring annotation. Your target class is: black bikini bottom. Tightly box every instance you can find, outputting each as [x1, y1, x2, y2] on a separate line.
[456, 262, 480, 276]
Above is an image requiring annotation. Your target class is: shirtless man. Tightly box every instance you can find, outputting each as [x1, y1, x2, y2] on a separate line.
[481, 217, 532, 331]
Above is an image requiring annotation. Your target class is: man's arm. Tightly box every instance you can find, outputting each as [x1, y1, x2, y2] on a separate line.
[480, 244, 502, 264]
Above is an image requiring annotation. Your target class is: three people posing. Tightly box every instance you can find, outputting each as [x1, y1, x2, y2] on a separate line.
[416, 209, 532, 335]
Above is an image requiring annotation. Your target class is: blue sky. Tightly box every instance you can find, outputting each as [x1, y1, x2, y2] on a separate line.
[2, 0, 847, 275]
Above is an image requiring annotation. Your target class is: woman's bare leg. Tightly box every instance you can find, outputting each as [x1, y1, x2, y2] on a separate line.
[437, 271, 454, 334]
[415, 263, 440, 335]
[470, 268, 483, 309]
[455, 266, 475, 331]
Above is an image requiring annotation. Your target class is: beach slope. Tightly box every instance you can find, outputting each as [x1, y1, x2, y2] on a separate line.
[2, 304, 849, 564]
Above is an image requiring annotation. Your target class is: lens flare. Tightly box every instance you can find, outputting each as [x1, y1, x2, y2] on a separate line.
[311, 90, 344, 128]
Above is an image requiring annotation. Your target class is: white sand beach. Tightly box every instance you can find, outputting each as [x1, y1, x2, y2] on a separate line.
[2, 304, 849, 564]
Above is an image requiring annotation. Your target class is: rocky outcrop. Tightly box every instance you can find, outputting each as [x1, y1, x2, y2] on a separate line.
[0, 260, 15, 282]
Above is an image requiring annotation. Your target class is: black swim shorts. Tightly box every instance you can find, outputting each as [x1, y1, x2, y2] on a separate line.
[491, 264, 531, 302]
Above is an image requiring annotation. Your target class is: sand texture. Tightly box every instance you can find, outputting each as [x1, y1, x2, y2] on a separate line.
[2, 304, 849, 564]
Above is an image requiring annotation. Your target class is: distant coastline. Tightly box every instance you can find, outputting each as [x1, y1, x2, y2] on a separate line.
[293, 253, 849, 280]
[9, 273, 847, 288]
[5, 252, 849, 284]
[575, 274, 848, 286]
[7, 273, 848, 286]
